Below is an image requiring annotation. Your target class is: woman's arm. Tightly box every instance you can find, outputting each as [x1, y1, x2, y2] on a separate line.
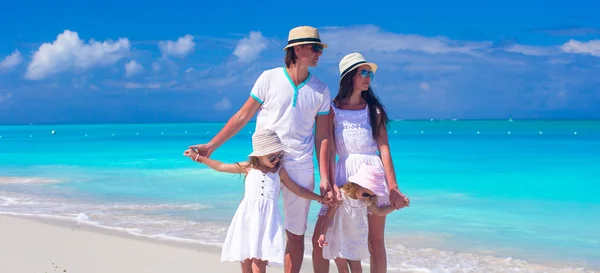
[375, 111, 409, 209]
[328, 106, 341, 203]
[279, 168, 329, 203]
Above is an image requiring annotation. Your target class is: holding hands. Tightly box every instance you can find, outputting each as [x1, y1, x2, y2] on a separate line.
[320, 190, 341, 208]
[183, 148, 203, 162]
[389, 188, 410, 210]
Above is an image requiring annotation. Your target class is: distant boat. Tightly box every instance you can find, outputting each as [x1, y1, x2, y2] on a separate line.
[508, 115, 514, 122]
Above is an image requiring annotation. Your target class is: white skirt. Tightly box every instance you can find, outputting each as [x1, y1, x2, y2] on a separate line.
[220, 197, 285, 265]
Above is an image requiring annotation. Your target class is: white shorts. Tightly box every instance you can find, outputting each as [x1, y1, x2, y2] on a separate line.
[281, 166, 315, 235]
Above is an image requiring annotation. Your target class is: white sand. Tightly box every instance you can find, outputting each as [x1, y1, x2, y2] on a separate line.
[0, 215, 333, 273]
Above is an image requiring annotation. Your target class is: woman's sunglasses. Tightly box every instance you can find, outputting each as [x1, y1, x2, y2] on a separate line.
[360, 69, 374, 79]
[268, 152, 284, 163]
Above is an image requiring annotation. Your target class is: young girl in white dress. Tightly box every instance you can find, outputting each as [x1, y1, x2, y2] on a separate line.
[316, 163, 404, 273]
[184, 129, 333, 273]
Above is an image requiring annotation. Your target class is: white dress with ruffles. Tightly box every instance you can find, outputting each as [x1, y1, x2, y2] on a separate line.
[221, 168, 285, 265]
[317, 102, 390, 260]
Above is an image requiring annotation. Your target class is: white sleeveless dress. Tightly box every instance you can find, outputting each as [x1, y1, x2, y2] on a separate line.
[319, 102, 390, 212]
[318, 102, 391, 261]
[221, 168, 285, 265]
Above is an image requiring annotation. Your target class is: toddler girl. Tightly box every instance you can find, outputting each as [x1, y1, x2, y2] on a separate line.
[317, 163, 406, 273]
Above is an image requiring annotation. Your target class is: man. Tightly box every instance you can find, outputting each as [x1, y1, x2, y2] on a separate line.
[189, 26, 333, 273]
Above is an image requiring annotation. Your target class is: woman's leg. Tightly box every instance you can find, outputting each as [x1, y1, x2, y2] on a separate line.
[334, 258, 350, 273]
[367, 214, 387, 273]
[312, 214, 330, 272]
[347, 260, 363, 273]
[251, 258, 267, 273]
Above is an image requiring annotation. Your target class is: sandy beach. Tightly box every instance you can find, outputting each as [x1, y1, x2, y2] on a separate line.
[0, 214, 332, 273]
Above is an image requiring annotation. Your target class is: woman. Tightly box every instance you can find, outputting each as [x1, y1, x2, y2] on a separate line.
[312, 52, 410, 273]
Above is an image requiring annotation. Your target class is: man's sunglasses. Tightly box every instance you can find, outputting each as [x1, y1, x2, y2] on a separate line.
[268, 152, 283, 163]
[360, 69, 374, 79]
[308, 44, 323, 53]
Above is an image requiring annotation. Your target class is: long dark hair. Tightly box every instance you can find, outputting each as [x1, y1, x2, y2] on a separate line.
[284, 48, 297, 68]
[334, 68, 390, 140]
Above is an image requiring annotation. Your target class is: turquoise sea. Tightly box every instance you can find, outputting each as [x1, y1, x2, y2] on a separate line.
[1, 120, 599, 272]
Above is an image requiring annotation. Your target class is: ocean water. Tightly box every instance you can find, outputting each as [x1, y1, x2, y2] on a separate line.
[1, 120, 599, 272]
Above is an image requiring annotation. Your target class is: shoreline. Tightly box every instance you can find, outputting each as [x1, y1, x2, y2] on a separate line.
[0, 214, 338, 273]
[1, 212, 597, 273]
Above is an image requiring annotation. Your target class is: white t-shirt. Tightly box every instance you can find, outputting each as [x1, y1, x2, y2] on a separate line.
[250, 67, 331, 169]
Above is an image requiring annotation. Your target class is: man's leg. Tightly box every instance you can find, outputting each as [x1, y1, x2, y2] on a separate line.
[284, 230, 305, 273]
[281, 167, 314, 273]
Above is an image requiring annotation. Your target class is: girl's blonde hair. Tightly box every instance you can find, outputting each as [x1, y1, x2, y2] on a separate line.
[340, 182, 376, 205]
[233, 156, 260, 183]
[235, 156, 260, 173]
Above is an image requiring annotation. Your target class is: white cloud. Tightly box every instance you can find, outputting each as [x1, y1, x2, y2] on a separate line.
[25, 30, 130, 80]
[125, 82, 160, 89]
[560, 39, 600, 57]
[420, 82, 430, 91]
[233, 31, 268, 61]
[0, 50, 23, 71]
[124, 60, 144, 77]
[503, 44, 559, 56]
[214, 97, 232, 111]
[121, 81, 178, 89]
[158, 34, 195, 58]
[185, 67, 194, 73]
[320, 25, 490, 56]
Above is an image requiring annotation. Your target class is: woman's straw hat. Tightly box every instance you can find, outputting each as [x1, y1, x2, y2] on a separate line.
[339, 52, 378, 79]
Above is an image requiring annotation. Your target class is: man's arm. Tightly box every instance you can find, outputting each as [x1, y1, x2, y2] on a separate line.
[315, 113, 331, 195]
[189, 97, 261, 157]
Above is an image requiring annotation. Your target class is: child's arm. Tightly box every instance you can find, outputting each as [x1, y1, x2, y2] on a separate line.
[279, 168, 330, 204]
[184, 149, 247, 174]
[367, 203, 398, 217]
[317, 204, 338, 247]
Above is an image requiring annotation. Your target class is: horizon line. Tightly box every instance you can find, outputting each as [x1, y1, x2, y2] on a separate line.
[2, 118, 600, 127]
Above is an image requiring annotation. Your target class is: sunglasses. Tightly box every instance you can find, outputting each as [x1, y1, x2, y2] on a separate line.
[361, 192, 375, 198]
[308, 43, 323, 53]
[268, 152, 284, 163]
[359, 69, 375, 79]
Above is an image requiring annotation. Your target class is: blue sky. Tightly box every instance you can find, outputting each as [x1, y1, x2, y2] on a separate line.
[1, 0, 600, 124]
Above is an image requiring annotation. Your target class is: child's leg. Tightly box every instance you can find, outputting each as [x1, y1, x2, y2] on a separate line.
[347, 260, 363, 273]
[334, 258, 350, 273]
[241, 259, 252, 273]
[251, 258, 267, 273]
